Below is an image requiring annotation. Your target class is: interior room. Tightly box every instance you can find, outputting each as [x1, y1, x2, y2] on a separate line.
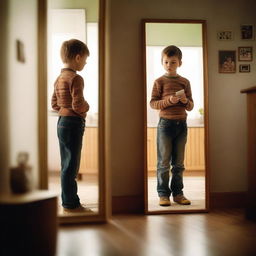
[0, 0, 256, 255]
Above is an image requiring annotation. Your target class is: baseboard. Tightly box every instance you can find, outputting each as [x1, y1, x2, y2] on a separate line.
[112, 192, 247, 214]
[112, 195, 144, 214]
[148, 170, 205, 177]
[209, 191, 247, 209]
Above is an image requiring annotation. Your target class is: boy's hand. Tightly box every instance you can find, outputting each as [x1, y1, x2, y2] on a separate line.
[179, 93, 188, 104]
[170, 95, 180, 104]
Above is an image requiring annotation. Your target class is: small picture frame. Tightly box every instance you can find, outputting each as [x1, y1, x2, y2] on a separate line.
[239, 64, 250, 73]
[219, 50, 236, 73]
[241, 24, 254, 40]
[238, 47, 253, 61]
[217, 31, 234, 41]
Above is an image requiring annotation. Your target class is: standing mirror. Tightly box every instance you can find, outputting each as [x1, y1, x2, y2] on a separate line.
[143, 19, 209, 213]
[46, 0, 105, 223]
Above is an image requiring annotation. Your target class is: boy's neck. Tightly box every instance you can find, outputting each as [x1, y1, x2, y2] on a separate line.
[165, 72, 179, 78]
[63, 63, 77, 71]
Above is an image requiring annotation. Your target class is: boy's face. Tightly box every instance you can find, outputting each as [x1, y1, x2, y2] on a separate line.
[162, 54, 181, 75]
[76, 54, 88, 71]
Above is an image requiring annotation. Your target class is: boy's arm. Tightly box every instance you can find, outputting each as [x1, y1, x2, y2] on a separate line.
[184, 82, 194, 111]
[71, 75, 90, 117]
[51, 80, 60, 111]
[150, 81, 174, 110]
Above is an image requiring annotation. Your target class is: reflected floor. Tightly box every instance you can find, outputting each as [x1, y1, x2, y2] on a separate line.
[148, 174, 205, 211]
[48, 173, 99, 216]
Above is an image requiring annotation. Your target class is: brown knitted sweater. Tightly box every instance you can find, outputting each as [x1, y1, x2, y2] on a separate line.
[150, 74, 194, 120]
[51, 68, 90, 118]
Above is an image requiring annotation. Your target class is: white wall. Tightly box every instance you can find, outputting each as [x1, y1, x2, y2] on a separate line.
[106, 0, 256, 197]
[7, 0, 39, 190]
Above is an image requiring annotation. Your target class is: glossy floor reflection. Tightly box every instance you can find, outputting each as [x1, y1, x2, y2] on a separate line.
[148, 175, 205, 211]
[57, 209, 256, 256]
[49, 173, 98, 215]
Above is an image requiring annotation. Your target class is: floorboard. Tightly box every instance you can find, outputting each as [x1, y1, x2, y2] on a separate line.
[57, 209, 256, 256]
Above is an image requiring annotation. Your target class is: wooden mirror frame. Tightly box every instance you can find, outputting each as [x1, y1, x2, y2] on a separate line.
[38, 0, 107, 223]
[142, 19, 209, 214]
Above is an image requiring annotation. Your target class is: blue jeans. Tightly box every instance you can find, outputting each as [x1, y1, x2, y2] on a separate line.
[157, 118, 187, 197]
[57, 116, 85, 209]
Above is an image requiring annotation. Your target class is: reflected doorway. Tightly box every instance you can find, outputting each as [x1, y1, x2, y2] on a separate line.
[47, 0, 100, 219]
[143, 20, 209, 213]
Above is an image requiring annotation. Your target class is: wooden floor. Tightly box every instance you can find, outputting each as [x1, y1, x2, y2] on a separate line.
[57, 209, 256, 256]
[49, 173, 205, 215]
[148, 175, 205, 212]
[48, 173, 99, 215]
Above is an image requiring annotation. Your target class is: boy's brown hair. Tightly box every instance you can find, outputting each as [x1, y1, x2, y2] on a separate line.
[161, 45, 182, 63]
[60, 39, 90, 63]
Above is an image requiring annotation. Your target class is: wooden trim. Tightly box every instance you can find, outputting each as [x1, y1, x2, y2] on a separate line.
[59, 214, 107, 224]
[141, 19, 207, 24]
[142, 19, 209, 214]
[202, 20, 210, 212]
[141, 20, 148, 214]
[112, 192, 247, 214]
[98, 0, 109, 220]
[210, 192, 247, 209]
[240, 86, 256, 94]
[38, 0, 48, 190]
[112, 195, 144, 214]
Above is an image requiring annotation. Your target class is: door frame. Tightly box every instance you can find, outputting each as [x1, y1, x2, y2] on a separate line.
[38, 0, 108, 223]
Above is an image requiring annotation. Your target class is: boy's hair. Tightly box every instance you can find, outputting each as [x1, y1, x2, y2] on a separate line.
[161, 45, 182, 62]
[60, 39, 90, 63]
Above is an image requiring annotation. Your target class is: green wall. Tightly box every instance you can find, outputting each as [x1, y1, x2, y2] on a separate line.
[48, 0, 99, 22]
[146, 23, 202, 47]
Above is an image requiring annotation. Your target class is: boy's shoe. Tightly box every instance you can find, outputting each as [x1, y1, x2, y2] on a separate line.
[63, 204, 93, 213]
[173, 194, 191, 205]
[159, 196, 171, 206]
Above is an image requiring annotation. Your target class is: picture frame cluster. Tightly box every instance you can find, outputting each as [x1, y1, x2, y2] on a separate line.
[218, 24, 254, 73]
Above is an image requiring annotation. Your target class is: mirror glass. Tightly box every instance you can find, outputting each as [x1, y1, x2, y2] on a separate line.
[47, 0, 100, 218]
[144, 20, 208, 213]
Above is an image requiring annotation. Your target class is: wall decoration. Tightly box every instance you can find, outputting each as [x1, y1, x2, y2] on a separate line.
[219, 50, 236, 73]
[241, 24, 254, 40]
[16, 40, 25, 63]
[217, 30, 234, 40]
[239, 64, 250, 73]
[238, 46, 253, 61]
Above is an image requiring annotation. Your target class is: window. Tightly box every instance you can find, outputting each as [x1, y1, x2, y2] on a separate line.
[146, 46, 204, 126]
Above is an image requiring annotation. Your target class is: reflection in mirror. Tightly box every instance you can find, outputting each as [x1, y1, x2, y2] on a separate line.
[47, 0, 99, 218]
[144, 20, 208, 213]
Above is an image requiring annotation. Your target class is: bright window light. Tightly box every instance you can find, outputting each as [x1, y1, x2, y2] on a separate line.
[146, 46, 204, 127]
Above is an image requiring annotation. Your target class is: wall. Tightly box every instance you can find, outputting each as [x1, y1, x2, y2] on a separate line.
[7, 0, 39, 191]
[146, 23, 202, 46]
[106, 0, 256, 205]
[48, 0, 99, 22]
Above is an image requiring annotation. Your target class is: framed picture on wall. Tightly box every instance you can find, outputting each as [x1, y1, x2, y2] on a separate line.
[241, 24, 254, 40]
[219, 50, 236, 73]
[239, 64, 250, 73]
[238, 47, 253, 61]
[217, 30, 234, 40]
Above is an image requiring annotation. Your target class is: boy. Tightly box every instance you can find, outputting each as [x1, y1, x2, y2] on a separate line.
[150, 45, 194, 206]
[51, 39, 90, 212]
